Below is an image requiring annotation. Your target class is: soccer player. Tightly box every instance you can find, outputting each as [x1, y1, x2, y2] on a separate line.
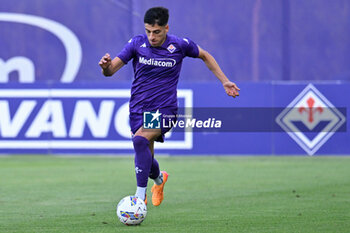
[99, 7, 240, 206]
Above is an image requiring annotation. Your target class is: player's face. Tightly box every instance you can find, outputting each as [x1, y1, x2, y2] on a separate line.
[144, 23, 169, 47]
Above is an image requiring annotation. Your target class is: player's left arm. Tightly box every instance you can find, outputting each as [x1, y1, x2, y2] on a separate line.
[197, 46, 240, 98]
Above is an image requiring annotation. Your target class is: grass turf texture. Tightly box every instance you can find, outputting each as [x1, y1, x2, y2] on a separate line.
[0, 156, 349, 233]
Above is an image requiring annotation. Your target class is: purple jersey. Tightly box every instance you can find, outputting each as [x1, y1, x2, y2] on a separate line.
[117, 34, 199, 113]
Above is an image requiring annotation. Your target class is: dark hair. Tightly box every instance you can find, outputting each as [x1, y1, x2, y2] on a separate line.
[144, 7, 169, 26]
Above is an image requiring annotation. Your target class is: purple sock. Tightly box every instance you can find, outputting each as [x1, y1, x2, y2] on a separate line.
[132, 136, 152, 188]
[149, 157, 160, 179]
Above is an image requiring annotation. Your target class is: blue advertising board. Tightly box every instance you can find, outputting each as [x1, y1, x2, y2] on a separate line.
[0, 82, 348, 155]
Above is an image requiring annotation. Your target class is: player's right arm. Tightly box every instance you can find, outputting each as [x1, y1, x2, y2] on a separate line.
[99, 53, 125, 76]
[197, 46, 240, 98]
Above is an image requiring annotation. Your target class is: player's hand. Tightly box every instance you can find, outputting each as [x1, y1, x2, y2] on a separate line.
[223, 81, 240, 98]
[99, 53, 112, 70]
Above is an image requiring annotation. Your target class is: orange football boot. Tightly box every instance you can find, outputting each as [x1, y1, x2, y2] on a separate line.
[151, 171, 169, 206]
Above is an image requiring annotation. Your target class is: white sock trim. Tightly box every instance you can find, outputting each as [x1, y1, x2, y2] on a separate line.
[153, 172, 163, 185]
[135, 186, 147, 201]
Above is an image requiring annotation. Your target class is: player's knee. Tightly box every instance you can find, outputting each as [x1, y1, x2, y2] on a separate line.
[132, 135, 150, 150]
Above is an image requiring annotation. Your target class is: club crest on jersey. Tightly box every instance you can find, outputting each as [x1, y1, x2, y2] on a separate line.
[167, 44, 176, 53]
[276, 84, 346, 155]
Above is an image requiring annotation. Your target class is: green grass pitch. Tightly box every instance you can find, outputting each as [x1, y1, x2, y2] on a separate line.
[1, 155, 349, 233]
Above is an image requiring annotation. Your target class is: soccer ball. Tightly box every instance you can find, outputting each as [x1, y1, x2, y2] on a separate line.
[116, 196, 147, 225]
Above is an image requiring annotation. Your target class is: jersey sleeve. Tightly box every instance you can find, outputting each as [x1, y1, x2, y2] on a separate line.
[117, 37, 136, 64]
[181, 37, 199, 58]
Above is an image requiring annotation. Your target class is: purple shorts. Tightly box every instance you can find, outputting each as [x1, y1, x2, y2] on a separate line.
[129, 108, 177, 142]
